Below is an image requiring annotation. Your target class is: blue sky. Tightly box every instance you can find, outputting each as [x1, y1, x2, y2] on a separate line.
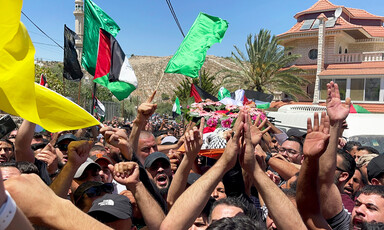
[21, 0, 384, 62]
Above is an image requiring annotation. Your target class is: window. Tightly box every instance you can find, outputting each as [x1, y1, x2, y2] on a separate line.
[365, 78, 380, 101]
[334, 79, 346, 100]
[344, 48, 348, 54]
[308, 49, 318, 60]
[320, 79, 346, 100]
[320, 79, 329, 100]
[350, 79, 364, 101]
[339, 46, 342, 54]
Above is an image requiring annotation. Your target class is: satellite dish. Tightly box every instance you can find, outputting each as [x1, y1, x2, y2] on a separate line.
[334, 7, 342, 19]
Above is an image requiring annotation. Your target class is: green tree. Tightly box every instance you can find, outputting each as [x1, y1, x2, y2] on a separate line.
[192, 69, 220, 96]
[223, 29, 308, 101]
[161, 93, 170, 101]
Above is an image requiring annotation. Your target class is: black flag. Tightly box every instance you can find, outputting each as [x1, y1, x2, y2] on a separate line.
[63, 25, 83, 80]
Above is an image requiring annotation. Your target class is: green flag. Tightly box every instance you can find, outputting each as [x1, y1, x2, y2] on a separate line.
[218, 87, 231, 100]
[172, 97, 181, 115]
[82, 0, 120, 76]
[164, 13, 228, 78]
[256, 103, 270, 109]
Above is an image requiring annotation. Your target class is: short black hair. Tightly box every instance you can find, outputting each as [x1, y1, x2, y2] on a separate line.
[0, 139, 14, 151]
[284, 137, 303, 154]
[357, 146, 380, 155]
[16, 161, 39, 174]
[357, 185, 384, 199]
[90, 145, 107, 153]
[207, 215, 265, 230]
[209, 195, 262, 223]
[343, 141, 361, 153]
[337, 149, 356, 181]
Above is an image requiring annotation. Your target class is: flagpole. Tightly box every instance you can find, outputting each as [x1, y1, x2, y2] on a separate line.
[154, 71, 165, 93]
[78, 79, 82, 104]
[90, 82, 97, 115]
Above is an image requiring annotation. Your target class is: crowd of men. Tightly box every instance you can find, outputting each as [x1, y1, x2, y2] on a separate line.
[0, 81, 383, 229]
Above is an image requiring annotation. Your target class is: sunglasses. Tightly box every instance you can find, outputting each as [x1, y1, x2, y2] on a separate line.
[57, 143, 69, 151]
[75, 183, 114, 205]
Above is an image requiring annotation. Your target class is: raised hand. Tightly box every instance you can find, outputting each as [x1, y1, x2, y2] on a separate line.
[303, 112, 330, 158]
[184, 118, 205, 158]
[240, 111, 257, 173]
[66, 140, 93, 168]
[35, 143, 58, 174]
[135, 91, 157, 124]
[108, 162, 140, 190]
[326, 81, 351, 123]
[250, 113, 271, 146]
[218, 109, 244, 171]
[101, 127, 128, 147]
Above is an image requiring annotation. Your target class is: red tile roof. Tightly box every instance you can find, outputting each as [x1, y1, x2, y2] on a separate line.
[278, 15, 384, 38]
[278, 16, 367, 37]
[294, 0, 384, 21]
[319, 62, 384, 76]
[294, 0, 339, 19]
[346, 8, 384, 20]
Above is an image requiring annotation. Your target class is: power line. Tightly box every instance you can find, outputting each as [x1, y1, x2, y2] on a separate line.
[165, 0, 185, 38]
[21, 11, 64, 50]
[33, 41, 62, 47]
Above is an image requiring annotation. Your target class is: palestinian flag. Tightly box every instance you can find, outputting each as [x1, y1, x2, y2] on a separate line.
[190, 84, 218, 103]
[350, 104, 370, 113]
[93, 97, 105, 122]
[39, 74, 47, 86]
[94, 28, 138, 101]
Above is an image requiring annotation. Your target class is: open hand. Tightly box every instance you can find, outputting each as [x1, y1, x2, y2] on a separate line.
[239, 111, 257, 173]
[326, 81, 351, 123]
[250, 113, 271, 146]
[303, 112, 330, 158]
[184, 118, 205, 158]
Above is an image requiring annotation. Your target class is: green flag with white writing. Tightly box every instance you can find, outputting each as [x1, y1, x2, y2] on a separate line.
[164, 13, 228, 78]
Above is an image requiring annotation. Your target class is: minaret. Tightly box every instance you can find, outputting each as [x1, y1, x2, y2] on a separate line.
[313, 13, 328, 104]
[74, 0, 84, 61]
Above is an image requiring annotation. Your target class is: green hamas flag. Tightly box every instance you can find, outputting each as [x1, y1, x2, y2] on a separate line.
[164, 13, 228, 78]
[82, 0, 120, 76]
[218, 87, 231, 100]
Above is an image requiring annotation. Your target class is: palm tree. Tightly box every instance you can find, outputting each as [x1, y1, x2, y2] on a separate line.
[223, 29, 308, 101]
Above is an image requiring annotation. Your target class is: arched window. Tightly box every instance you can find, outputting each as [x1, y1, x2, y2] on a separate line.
[308, 49, 318, 60]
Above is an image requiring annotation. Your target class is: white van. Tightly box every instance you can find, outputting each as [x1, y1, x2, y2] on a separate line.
[267, 105, 384, 153]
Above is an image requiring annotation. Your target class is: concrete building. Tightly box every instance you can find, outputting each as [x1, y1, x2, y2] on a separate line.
[276, 0, 384, 112]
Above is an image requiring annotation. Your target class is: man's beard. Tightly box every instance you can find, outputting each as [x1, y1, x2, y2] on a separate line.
[158, 177, 172, 196]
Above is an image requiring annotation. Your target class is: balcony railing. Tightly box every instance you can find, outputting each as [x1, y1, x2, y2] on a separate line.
[331, 51, 384, 63]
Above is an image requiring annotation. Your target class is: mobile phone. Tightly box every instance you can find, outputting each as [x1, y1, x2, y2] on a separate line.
[0, 115, 17, 139]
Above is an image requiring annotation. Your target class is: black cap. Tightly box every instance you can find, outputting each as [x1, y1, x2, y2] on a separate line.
[286, 128, 306, 138]
[73, 181, 104, 204]
[367, 155, 384, 182]
[88, 194, 132, 222]
[187, 173, 201, 185]
[56, 133, 78, 144]
[144, 152, 170, 169]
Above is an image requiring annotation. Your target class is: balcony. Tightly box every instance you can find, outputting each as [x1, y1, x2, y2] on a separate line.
[332, 51, 384, 63]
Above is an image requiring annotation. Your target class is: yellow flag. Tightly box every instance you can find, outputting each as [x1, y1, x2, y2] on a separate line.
[0, 1, 99, 132]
